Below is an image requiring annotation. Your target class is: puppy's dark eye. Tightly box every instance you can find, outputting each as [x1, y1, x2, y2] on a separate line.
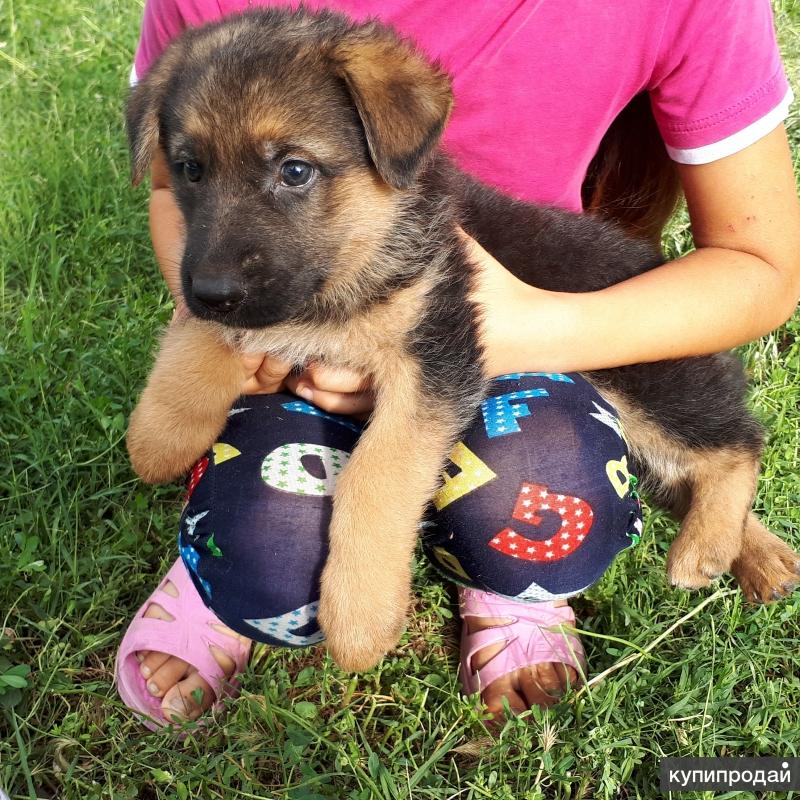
[183, 161, 203, 182]
[280, 160, 314, 187]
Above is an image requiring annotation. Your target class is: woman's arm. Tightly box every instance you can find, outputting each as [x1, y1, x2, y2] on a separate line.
[473, 125, 800, 376]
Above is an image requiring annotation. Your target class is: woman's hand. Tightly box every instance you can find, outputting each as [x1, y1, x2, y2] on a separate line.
[284, 363, 375, 416]
[240, 353, 295, 395]
[460, 229, 567, 378]
[241, 354, 375, 416]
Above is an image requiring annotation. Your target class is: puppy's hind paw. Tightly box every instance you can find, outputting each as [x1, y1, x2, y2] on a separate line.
[666, 537, 736, 590]
[731, 528, 800, 604]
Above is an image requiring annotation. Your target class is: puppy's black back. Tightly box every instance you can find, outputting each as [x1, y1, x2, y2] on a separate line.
[425, 155, 764, 454]
[428, 155, 663, 291]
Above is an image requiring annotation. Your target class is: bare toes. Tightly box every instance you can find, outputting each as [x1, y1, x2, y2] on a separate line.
[146, 656, 191, 698]
[482, 677, 530, 719]
[534, 661, 566, 695]
[138, 602, 176, 677]
[162, 671, 215, 722]
[518, 669, 557, 708]
[140, 651, 170, 680]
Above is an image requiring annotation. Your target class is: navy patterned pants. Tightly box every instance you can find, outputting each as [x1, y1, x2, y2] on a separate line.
[178, 372, 642, 646]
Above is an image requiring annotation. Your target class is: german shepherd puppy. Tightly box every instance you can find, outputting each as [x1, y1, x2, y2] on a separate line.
[126, 8, 799, 671]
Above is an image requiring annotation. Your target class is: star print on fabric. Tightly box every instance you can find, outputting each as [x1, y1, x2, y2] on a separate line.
[185, 456, 209, 502]
[184, 510, 210, 540]
[244, 601, 325, 646]
[488, 482, 594, 562]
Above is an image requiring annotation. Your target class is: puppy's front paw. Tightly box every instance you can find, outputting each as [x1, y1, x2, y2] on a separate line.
[667, 535, 739, 590]
[318, 561, 410, 672]
[127, 400, 213, 483]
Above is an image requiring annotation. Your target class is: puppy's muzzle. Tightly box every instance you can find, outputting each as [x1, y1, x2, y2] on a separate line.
[190, 275, 246, 313]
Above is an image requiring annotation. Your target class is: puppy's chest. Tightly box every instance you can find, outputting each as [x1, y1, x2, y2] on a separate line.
[230, 319, 394, 371]
[223, 279, 436, 373]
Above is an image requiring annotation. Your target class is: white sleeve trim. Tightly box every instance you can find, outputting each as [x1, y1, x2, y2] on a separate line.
[130, 64, 138, 87]
[666, 87, 793, 165]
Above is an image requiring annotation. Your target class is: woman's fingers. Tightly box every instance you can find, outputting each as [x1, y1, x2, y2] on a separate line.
[284, 364, 375, 415]
[240, 353, 294, 395]
[297, 364, 371, 394]
[239, 356, 376, 414]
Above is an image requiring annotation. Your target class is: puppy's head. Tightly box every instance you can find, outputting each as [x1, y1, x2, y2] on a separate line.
[127, 9, 452, 327]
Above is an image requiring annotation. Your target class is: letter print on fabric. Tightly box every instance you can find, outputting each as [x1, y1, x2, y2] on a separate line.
[212, 442, 241, 464]
[481, 373, 575, 438]
[515, 577, 593, 602]
[589, 401, 625, 440]
[481, 389, 549, 438]
[607, 454, 634, 498]
[244, 601, 325, 646]
[433, 442, 497, 511]
[261, 443, 351, 495]
[489, 483, 594, 562]
[185, 456, 209, 502]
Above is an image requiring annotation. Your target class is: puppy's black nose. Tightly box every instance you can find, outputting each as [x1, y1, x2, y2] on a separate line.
[192, 276, 245, 313]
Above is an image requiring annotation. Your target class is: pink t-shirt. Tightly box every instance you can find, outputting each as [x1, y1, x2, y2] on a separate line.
[132, 0, 792, 211]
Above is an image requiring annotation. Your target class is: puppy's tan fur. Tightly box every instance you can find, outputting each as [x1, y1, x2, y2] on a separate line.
[128, 319, 246, 483]
[596, 387, 767, 592]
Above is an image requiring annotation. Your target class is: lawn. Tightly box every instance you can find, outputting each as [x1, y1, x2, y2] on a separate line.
[1, 1, 799, 798]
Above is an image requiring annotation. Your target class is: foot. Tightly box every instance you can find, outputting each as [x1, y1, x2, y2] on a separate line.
[466, 601, 579, 716]
[115, 558, 252, 728]
[459, 589, 584, 721]
[135, 580, 251, 722]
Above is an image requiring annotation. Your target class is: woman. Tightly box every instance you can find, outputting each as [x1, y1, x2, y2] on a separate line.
[116, 0, 800, 726]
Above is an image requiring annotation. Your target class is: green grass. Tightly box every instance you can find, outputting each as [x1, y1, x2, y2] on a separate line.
[1, 1, 799, 798]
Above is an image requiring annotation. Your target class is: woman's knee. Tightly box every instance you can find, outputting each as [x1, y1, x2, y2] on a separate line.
[177, 392, 362, 645]
[424, 372, 642, 600]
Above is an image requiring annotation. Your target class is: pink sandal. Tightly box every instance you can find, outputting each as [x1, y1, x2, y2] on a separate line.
[459, 588, 586, 697]
[114, 558, 251, 729]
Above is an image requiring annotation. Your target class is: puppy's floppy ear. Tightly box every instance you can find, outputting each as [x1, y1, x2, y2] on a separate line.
[333, 26, 453, 189]
[126, 42, 186, 186]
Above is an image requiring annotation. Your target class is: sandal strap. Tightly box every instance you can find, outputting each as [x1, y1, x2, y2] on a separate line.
[115, 559, 251, 728]
[459, 588, 586, 696]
